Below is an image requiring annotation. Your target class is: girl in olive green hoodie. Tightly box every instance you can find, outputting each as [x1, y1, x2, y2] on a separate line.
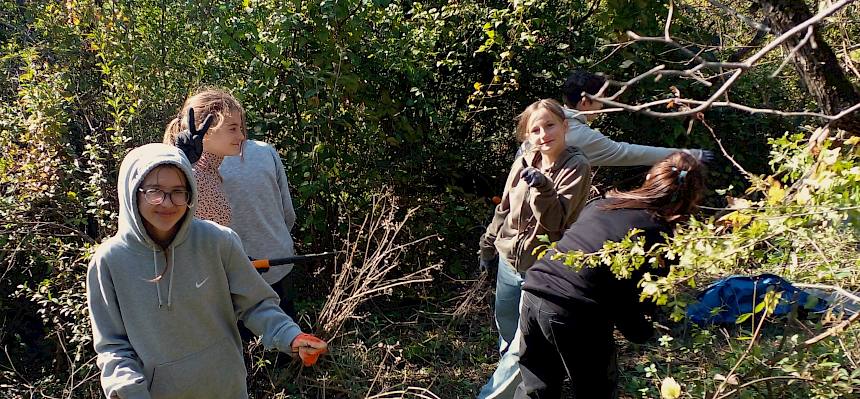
[86, 143, 327, 399]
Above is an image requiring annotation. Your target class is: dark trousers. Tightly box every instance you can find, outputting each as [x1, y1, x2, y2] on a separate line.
[515, 291, 618, 399]
[239, 276, 298, 341]
[271, 275, 298, 321]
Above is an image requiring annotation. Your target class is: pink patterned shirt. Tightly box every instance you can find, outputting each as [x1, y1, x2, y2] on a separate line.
[193, 151, 231, 226]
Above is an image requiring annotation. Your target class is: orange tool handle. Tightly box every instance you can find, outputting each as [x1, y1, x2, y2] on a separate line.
[251, 259, 270, 270]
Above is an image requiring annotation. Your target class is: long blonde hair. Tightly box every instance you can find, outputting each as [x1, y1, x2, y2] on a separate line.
[163, 87, 247, 145]
[515, 98, 566, 142]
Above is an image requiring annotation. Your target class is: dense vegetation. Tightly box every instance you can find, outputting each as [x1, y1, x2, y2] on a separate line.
[1, 0, 858, 397]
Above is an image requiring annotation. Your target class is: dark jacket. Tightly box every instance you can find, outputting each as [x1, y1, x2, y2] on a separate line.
[522, 198, 673, 343]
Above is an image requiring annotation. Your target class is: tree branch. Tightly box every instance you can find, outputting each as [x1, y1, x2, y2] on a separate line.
[705, 0, 772, 32]
[580, 0, 859, 128]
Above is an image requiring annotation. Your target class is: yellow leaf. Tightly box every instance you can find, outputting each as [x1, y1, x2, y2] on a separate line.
[845, 136, 860, 146]
[767, 184, 785, 205]
[821, 148, 840, 165]
[717, 210, 753, 230]
[661, 377, 682, 399]
[474, 82, 483, 91]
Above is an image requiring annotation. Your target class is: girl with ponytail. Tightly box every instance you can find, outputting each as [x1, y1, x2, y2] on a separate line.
[164, 88, 247, 226]
[515, 152, 705, 398]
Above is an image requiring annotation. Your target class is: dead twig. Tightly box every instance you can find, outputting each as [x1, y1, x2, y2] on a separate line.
[711, 299, 770, 399]
[803, 311, 860, 346]
[317, 193, 441, 339]
[770, 26, 815, 78]
[451, 272, 491, 323]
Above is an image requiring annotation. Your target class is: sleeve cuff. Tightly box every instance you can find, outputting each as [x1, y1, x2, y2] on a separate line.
[112, 384, 152, 399]
[479, 247, 498, 261]
[274, 323, 303, 355]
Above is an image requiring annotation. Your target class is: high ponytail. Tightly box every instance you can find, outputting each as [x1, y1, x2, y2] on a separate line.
[164, 116, 183, 145]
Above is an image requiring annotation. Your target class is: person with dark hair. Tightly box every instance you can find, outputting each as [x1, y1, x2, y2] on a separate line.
[514, 152, 706, 398]
[518, 70, 713, 166]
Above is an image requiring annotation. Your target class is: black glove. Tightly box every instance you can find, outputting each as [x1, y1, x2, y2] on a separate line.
[479, 256, 497, 273]
[699, 150, 715, 164]
[520, 166, 549, 188]
[175, 107, 213, 164]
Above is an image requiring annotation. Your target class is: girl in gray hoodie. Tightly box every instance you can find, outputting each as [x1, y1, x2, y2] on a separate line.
[86, 143, 327, 399]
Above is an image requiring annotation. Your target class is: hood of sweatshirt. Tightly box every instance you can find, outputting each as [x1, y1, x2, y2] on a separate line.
[88, 144, 303, 399]
[117, 143, 198, 251]
[563, 107, 589, 124]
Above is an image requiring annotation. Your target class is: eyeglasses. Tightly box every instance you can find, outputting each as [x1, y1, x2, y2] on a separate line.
[138, 188, 190, 206]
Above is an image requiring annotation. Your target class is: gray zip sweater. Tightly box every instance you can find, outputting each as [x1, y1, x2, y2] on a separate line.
[221, 140, 296, 285]
[87, 143, 302, 399]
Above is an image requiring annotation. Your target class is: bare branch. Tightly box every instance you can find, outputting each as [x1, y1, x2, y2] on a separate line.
[711, 299, 771, 399]
[705, 0, 772, 32]
[586, 0, 857, 122]
[589, 41, 635, 68]
[571, 0, 602, 27]
[770, 26, 814, 78]
[580, 94, 860, 126]
[713, 375, 816, 399]
[698, 115, 757, 180]
[316, 193, 440, 339]
[793, 283, 860, 304]
[803, 310, 860, 346]
[366, 387, 443, 399]
[627, 32, 714, 67]
[826, 102, 860, 128]
[664, 0, 674, 42]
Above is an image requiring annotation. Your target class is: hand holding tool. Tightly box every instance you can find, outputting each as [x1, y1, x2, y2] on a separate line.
[290, 333, 328, 366]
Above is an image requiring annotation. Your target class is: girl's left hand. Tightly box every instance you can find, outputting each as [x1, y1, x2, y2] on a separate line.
[291, 333, 328, 366]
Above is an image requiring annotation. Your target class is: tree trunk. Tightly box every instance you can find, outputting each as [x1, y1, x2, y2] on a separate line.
[762, 0, 860, 135]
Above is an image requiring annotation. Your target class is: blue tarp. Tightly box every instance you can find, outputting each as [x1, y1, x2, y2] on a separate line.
[686, 273, 828, 326]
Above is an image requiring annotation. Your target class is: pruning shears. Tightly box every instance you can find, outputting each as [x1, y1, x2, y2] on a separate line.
[250, 251, 340, 273]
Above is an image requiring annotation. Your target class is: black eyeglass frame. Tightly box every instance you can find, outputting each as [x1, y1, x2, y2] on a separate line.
[137, 188, 191, 206]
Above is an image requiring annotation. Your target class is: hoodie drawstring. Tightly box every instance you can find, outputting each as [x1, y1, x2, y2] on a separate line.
[153, 249, 164, 308]
[167, 245, 175, 309]
[153, 247, 175, 309]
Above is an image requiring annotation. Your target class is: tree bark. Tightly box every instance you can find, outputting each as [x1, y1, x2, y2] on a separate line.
[761, 0, 860, 135]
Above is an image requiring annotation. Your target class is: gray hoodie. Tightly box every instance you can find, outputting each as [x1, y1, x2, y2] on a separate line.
[87, 143, 302, 399]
